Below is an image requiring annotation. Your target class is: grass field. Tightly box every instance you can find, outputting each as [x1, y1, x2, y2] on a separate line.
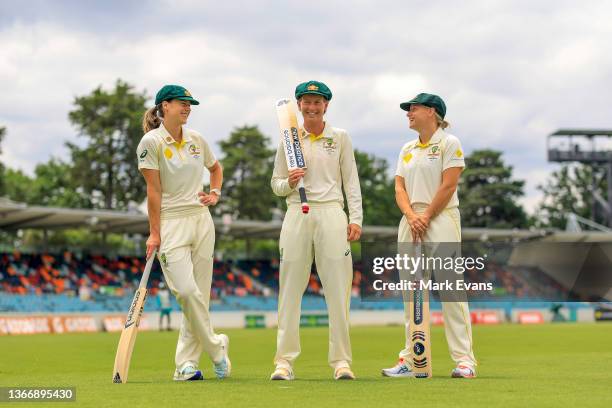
[1, 323, 612, 407]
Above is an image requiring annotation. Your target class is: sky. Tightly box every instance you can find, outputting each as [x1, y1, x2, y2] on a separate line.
[1, 0, 611, 214]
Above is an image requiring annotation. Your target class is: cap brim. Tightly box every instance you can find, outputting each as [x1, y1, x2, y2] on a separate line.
[176, 96, 200, 105]
[399, 101, 414, 111]
[297, 91, 331, 100]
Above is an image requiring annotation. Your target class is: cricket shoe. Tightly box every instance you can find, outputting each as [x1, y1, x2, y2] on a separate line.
[270, 367, 295, 381]
[381, 359, 414, 377]
[173, 364, 203, 381]
[334, 367, 355, 380]
[213, 334, 231, 379]
[451, 365, 476, 378]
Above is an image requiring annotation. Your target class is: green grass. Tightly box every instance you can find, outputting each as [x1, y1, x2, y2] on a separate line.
[1, 324, 612, 407]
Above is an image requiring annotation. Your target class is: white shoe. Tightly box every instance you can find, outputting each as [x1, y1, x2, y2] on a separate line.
[451, 365, 476, 378]
[334, 367, 355, 380]
[213, 334, 231, 379]
[382, 359, 414, 377]
[173, 364, 203, 381]
[270, 367, 295, 381]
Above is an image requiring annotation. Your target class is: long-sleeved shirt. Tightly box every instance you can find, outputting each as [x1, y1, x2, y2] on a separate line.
[271, 123, 363, 226]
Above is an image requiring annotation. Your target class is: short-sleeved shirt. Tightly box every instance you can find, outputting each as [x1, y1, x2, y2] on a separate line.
[395, 128, 465, 208]
[136, 124, 216, 219]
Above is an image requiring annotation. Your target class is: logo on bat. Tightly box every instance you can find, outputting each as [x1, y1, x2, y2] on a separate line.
[413, 342, 425, 355]
[125, 291, 145, 329]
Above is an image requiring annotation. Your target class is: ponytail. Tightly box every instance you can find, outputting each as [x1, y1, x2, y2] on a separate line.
[142, 104, 163, 133]
[435, 113, 450, 129]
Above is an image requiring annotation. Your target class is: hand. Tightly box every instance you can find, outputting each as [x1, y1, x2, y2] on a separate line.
[288, 168, 306, 189]
[347, 223, 362, 242]
[198, 191, 219, 206]
[146, 233, 160, 260]
[415, 213, 431, 241]
[405, 212, 428, 242]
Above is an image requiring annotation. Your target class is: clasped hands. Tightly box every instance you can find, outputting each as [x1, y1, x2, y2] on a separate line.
[406, 211, 431, 242]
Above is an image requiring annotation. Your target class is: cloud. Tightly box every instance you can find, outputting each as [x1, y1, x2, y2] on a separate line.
[1, 1, 612, 216]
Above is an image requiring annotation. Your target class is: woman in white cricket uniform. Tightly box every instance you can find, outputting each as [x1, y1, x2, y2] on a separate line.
[270, 81, 363, 381]
[137, 84, 230, 381]
[382, 93, 477, 378]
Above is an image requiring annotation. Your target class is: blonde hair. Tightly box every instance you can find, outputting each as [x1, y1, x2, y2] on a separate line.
[435, 113, 449, 129]
[142, 104, 163, 133]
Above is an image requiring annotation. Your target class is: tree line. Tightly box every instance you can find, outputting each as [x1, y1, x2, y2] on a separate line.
[0, 80, 596, 229]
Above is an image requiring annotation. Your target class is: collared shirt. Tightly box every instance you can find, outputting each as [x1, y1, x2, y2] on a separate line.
[395, 128, 465, 208]
[271, 123, 363, 226]
[136, 123, 216, 219]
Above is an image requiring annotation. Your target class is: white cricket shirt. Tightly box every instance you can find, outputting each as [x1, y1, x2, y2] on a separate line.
[137, 123, 217, 219]
[395, 128, 465, 208]
[271, 123, 363, 227]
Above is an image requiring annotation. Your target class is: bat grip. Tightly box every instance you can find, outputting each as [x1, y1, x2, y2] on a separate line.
[139, 249, 157, 289]
[297, 179, 309, 214]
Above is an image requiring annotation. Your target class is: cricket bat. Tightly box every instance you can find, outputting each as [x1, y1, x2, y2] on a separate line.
[112, 249, 157, 384]
[276, 98, 309, 214]
[409, 241, 432, 378]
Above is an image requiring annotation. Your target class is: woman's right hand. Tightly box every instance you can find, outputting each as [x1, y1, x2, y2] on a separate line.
[146, 233, 161, 260]
[288, 168, 306, 188]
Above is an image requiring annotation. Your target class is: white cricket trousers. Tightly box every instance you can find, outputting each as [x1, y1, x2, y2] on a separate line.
[398, 204, 477, 369]
[158, 209, 224, 369]
[274, 203, 353, 370]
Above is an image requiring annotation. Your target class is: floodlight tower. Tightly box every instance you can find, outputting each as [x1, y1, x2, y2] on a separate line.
[547, 129, 612, 227]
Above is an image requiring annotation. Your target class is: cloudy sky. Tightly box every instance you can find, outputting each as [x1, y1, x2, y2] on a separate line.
[1, 0, 611, 214]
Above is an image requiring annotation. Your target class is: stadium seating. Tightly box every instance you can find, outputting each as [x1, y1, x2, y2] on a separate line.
[0, 251, 575, 313]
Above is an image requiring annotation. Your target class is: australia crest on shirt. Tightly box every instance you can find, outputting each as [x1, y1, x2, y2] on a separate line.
[427, 143, 441, 161]
[322, 136, 337, 154]
[188, 143, 201, 159]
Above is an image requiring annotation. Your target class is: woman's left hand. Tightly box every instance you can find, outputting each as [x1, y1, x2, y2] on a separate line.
[347, 223, 362, 242]
[414, 213, 431, 240]
[198, 191, 219, 206]
[418, 213, 431, 227]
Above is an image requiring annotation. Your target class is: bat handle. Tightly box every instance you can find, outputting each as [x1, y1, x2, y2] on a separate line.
[297, 179, 309, 214]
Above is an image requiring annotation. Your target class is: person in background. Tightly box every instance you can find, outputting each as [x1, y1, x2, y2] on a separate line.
[157, 282, 172, 331]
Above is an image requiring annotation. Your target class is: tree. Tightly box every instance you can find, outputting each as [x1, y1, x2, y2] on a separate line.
[2, 168, 32, 203]
[29, 159, 90, 208]
[67, 79, 148, 210]
[354, 149, 399, 226]
[458, 149, 528, 228]
[0, 126, 6, 196]
[218, 125, 279, 220]
[535, 164, 605, 229]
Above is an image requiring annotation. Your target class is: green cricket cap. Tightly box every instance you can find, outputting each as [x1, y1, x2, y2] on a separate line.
[155, 85, 200, 105]
[295, 80, 332, 101]
[400, 93, 446, 118]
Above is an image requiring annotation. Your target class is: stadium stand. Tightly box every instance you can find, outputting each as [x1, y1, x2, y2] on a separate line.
[0, 249, 578, 313]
